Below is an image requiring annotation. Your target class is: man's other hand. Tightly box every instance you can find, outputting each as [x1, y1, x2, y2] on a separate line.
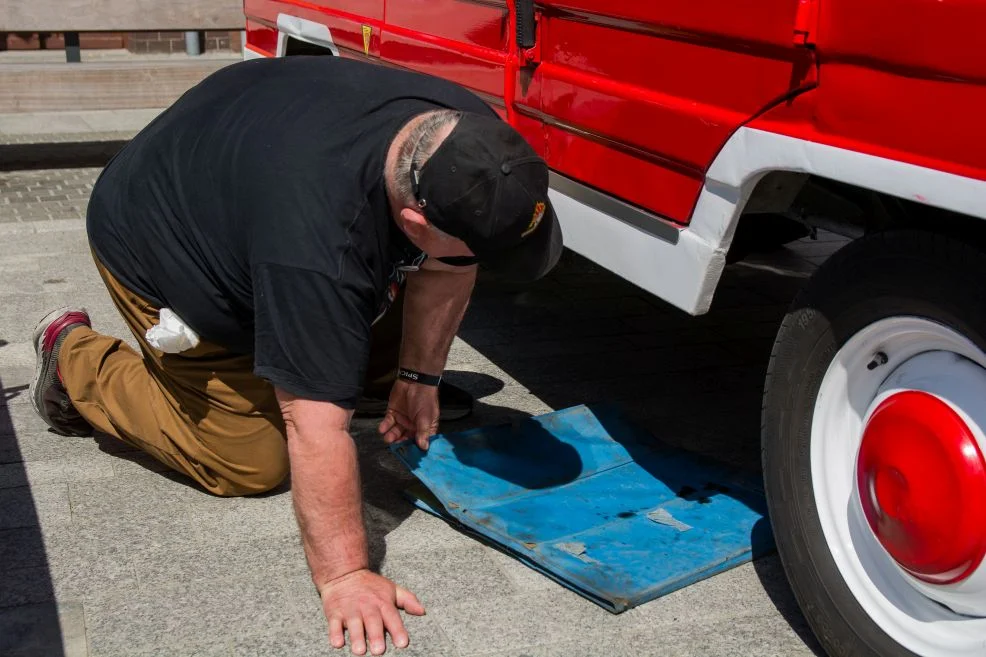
[378, 380, 439, 450]
[320, 568, 425, 655]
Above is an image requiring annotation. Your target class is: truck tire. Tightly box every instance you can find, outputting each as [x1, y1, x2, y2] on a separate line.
[763, 230, 986, 657]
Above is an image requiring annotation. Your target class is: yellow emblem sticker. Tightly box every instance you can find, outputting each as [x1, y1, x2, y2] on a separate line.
[362, 25, 372, 56]
[522, 201, 546, 238]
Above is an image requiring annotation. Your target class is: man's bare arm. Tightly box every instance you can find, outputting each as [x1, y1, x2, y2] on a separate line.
[399, 259, 477, 374]
[278, 391, 366, 585]
[277, 389, 424, 656]
[379, 261, 477, 448]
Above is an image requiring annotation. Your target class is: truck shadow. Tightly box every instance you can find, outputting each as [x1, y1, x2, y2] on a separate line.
[350, 371, 536, 571]
[444, 248, 824, 654]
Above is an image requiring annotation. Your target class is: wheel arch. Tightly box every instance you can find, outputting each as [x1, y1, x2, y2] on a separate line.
[701, 127, 986, 248]
[691, 127, 986, 305]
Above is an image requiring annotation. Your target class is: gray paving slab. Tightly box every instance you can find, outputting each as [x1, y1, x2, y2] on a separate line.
[443, 360, 525, 390]
[473, 638, 633, 657]
[0, 483, 70, 528]
[0, 265, 94, 296]
[430, 587, 628, 656]
[2, 296, 107, 347]
[0, 219, 90, 251]
[368, 508, 476, 556]
[233, 611, 458, 657]
[67, 471, 210, 520]
[0, 410, 135, 463]
[0, 218, 90, 236]
[84, 578, 306, 657]
[87, 641, 230, 657]
[0, 601, 88, 657]
[39, 528, 141, 603]
[0, 460, 63, 488]
[381, 545, 519, 608]
[132, 529, 308, 590]
[622, 614, 817, 657]
[77, 109, 164, 134]
[3, 374, 41, 410]
[0, 166, 828, 657]
[446, 338, 494, 366]
[60, 503, 222, 557]
[2, 323, 63, 359]
[0, 49, 239, 63]
[162, 497, 298, 547]
[0, 108, 164, 164]
[0, 567, 56, 607]
[0, 452, 117, 488]
[0, 171, 100, 224]
[107, 449, 173, 477]
[0, 527, 48, 570]
[483, 547, 563, 595]
[0, 112, 93, 136]
[280, 573, 464, 657]
[0, 109, 163, 138]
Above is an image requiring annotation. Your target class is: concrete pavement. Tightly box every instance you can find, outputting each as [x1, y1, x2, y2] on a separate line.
[0, 109, 165, 171]
[0, 162, 845, 656]
[0, 109, 163, 143]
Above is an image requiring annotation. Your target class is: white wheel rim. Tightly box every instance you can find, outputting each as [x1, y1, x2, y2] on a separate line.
[811, 316, 986, 656]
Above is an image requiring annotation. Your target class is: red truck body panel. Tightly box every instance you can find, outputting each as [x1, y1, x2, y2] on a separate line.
[244, 0, 986, 211]
[753, 0, 986, 185]
[533, 1, 816, 222]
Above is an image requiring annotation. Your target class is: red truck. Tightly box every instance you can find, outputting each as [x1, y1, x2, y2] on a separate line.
[240, 2, 986, 655]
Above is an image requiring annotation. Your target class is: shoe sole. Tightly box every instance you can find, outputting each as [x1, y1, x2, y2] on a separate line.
[29, 306, 73, 421]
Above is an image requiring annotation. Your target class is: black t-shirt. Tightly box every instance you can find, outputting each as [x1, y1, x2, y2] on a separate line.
[87, 56, 495, 407]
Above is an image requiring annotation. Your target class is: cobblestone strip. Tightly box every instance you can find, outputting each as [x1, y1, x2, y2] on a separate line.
[0, 168, 101, 223]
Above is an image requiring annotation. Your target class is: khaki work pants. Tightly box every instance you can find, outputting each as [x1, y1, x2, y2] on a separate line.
[58, 257, 403, 496]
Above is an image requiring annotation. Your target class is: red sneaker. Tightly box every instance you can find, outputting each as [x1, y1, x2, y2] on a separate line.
[30, 307, 93, 437]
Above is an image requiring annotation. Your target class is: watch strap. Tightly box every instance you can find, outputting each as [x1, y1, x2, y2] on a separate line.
[397, 367, 442, 387]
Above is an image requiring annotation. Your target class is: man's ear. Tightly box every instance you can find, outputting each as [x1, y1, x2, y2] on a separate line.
[398, 207, 430, 239]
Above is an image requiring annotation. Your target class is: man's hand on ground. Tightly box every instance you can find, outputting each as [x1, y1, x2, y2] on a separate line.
[320, 568, 426, 655]
[378, 380, 439, 450]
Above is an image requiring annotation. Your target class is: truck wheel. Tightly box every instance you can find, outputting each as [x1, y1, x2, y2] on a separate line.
[763, 230, 986, 657]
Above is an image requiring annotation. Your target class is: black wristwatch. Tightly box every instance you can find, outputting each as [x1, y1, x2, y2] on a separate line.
[397, 367, 442, 387]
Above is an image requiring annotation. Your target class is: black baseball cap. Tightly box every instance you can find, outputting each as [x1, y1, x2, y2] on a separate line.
[411, 113, 563, 282]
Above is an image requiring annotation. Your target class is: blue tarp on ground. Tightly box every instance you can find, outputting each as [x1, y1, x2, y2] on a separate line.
[391, 404, 774, 613]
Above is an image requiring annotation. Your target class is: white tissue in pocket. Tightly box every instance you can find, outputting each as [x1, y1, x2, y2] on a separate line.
[145, 308, 200, 354]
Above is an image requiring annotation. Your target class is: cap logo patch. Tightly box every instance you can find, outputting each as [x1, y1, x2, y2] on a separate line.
[522, 201, 546, 238]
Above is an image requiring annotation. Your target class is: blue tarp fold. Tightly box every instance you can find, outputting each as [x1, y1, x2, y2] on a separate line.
[391, 404, 774, 613]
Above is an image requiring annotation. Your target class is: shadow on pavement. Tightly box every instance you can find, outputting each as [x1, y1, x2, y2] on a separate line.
[0, 369, 66, 656]
[450, 249, 820, 650]
[753, 555, 826, 656]
[354, 370, 535, 571]
[0, 140, 128, 172]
